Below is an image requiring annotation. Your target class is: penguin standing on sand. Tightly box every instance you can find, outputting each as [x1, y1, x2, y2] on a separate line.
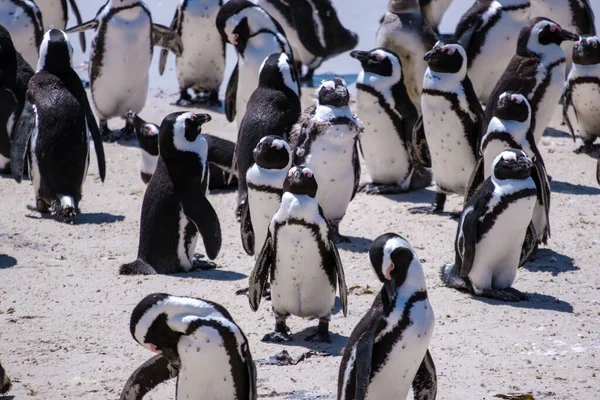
[443, 149, 537, 302]
[36, 0, 86, 51]
[120, 293, 256, 400]
[485, 17, 579, 144]
[338, 233, 436, 400]
[159, 0, 225, 106]
[233, 52, 300, 218]
[351, 47, 431, 194]
[10, 29, 106, 223]
[66, 0, 183, 141]
[290, 77, 361, 242]
[120, 112, 222, 276]
[454, 0, 531, 102]
[410, 40, 485, 215]
[0, 0, 43, 69]
[249, 166, 348, 343]
[0, 360, 11, 395]
[240, 135, 291, 257]
[216, 0, 296, 127]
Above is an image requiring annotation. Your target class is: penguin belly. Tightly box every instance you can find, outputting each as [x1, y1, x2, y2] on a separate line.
[247, 188, 281, 255]
[37, 0, 66, 30]
[570, 82, 600, 141]
[177, 207, 199, 271]
[357, 92, 412, 186]
[176, 0, 224, 92]
[271, 224, 335, 318]
[0, 4, 39, 69]
[468, 195, 536, 291]
[90, 8, 152, 119]
[531, 63, 565, 143]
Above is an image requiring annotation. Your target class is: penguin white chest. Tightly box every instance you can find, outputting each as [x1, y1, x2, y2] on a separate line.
[177, 207, 199, 271]
[247, 188, 281, 255]
[570, 82, 600, 140]
[0, 1, 40, 68]
[139, 150, 157, 176]
[531, 62, 565, 143]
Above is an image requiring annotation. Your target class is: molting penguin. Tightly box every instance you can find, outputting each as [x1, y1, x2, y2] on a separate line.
[409, 40, 485, 215]
[0, 360, 11, 394]
[338, 233, 436, 400]
[351, 47, 431, 195]
[0, 0, 43, 69]
[216, 0, 296, 127]
[290, 77, 361, 242]
[442, 149, 537, 302]
[159, 0, 225, 107]
[563, 35, 600, 154]
[66, 0, 183, 141]
[454, 0, 531, 102]
[10, 29, 106, 223]
[376, 0, 438, 111]
[485, 17, 579, 144]
[36, 0, 86, 51]
[240, 135, 291, 257]
[232, 52, 300, 218]
[120, 293, 256, 400]
[119, 112, 222, 276]
[249, 166, 348, 343]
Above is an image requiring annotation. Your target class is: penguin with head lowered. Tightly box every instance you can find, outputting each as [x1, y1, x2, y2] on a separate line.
[351, 47, 431, 195]
[485, 17, 579, 144]
[0, 360, 11, 395]
[409, 40, 485, 215]
[240, 135, 291, 257]
[11, 28, 106, 223]
[120, 112, 222, 276]
[249, 166, 349, 343]
[36, 0, 86, 51]
[338, 233, 436, 400]
[216, 0, 297, 127]
[66, 0, 183, 141]
[443, 149, 537, 302]
[120, 293, 256, 400]
[0, 0, 43, 69]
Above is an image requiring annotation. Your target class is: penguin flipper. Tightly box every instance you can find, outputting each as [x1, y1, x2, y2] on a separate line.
[244, 341, 258, 400]
[67, 0, 86, 52]
[182, 195, 222, 260]
[225, 63, 238, 123]
[10, 100, 36, 183]
[331, 238, 348, 317]
[286, 0, 328, 57]
[65, 19, 98, 34]
[530, 147, 551, 242]
[455, 203, 479, 278]
[119, 355, 178, 400]
[464, 157, 484, 203]
[83, 91, 106, 182]
[240, 199, 255, 256]
[249, 232, 273, 311]
[412, 349, 437, 400]
[412, 115, 432, 168]
[596, 157, 600, 186]
[351, 143, 360, 201]
[152, 24, 183, 57]
[562, 84, 577, 142]
[353, 320, 379, 400]
[158, 5, 183, 76]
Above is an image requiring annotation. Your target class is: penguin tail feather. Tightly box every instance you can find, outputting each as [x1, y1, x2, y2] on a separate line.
[119, 259, 156, 275]
[440, 263, 469, 291]
[52, 195, 78, 223]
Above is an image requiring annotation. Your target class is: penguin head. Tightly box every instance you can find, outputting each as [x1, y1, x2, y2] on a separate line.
[159, 112, 211, 161]
[350, 48, 402, 81]
[387, 0, 420, 14]
[217, 0, 276, 54]
[127, 111, 159, 155]
[494, 92, 531, 124]
[0, 26, 17, 88]
[573, 36, 600, 66]
[253, 135, 291, 170]
[492, 149, 533, 182]
[283, 166, 318, 197]
[258, 52, 299, 95]
[518, 18, 578, 56]
[316, 77, 349, 108]
[424, 40, 466, 75]
[37, 28, 74, 74]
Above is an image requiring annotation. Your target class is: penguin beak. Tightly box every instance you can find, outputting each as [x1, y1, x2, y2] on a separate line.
[194, 113, 212, 126]
[350, 50, 370, 63]
[559, 29, 579, 42]
[423, 48, 439, 62]
[517, 156, 533, 170]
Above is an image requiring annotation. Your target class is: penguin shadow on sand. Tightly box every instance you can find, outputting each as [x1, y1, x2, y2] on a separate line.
[473, 291, 574, 313]
[24, 212, 125, 226]
[0, 255, 17, 269]
[0, 395, 15, 400]
[522, 248, 578, 276]
[551, 180, 600, 195]
[336, 235, 371, 253]
[379, 187, 462, 219]
[173, 265, 248, 282]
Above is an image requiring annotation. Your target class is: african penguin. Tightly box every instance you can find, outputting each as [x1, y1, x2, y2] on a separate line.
[409, 40, 485, 215]
[290, 77, 361, 242]
[0, 360, 10, 394]
[249, 166, 348, 343]
[127, 111, 160, 185]
[454, 0, 531, 103]
[232, 52, 300, 218]
[0, 0, 43, 69]
[36, 0, 86, 51]
[119, 112, 222, 276]
[240, 135, 291, 257]
[120, 293, 256, 400]
[563, 35, 600, 154]
[338, 233, 436, 400]
[10, 28, 106, 223]
[351, 47, 431, 195]
[216, 0, 297, 127]
[376, 0, 439, 111]
[485, 17, 579, 144]
[66, 0, 183, 141]
[419, 0, 453, 33]
[442, 149, 537, 302]
[159, 0, 225, 107]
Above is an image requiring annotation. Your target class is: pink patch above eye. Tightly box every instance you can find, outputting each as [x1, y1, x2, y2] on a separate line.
[275, 145, 282, 150]
[304, 170, 313, 178]
[148, 344, 162, 354]
[232, 33, 239, 45]
[288, 168, 296, 176]
[374, 54, 384, 61]
[550, 24, 558, 32]
[512, 95, 522, 103]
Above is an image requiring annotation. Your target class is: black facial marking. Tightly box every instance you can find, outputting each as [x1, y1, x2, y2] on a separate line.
[42, 29, 72, 73]
[389, 247, 414, 288]
[494, 92, 530, 123]
[253, 135, 289, 170]
[494, 151, 533, 180]
[232, 17, 250, 53]
[573, 36, 600, 66]
[129, 293, 171, 338]
[317, 77, 349, 107]
[424, 41, 464, 73]
[350, 48, 396, 77]
[283, 166, 318, 197]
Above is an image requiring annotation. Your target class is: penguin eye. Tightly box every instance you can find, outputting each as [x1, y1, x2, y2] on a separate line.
[373, 53, 384, 61]
[549, 24, 558, 32]
[443, 47, 455, 55]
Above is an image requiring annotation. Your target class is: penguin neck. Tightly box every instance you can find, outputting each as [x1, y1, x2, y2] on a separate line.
[276, 192, 320, 221]
[525, 40, 565, 66]
[569, 62, 600, 79]
[383, 272, 428, 313]
[357, 70, 400, 99]
[314, 103, 354, 122]
[423, 67, 466, 92]
[487, 116, 531, 145]
[109, 0, 140, 9]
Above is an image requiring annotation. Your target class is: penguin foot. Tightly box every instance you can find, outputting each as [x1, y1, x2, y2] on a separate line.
[175, 97, 194, 107]
[118, 122, 135, 141]
[330, 223, 350, 243]
[262, 331, 292, 343]
[359, 182, 407, 195]
[100, 124, 117, 143]
[193, 91, 221, 108]
[191, 259, 217, 271]
[28, 198, 50, 214]
[477, 287, 529, 302]
[408, 205, 443, 215]
[575, 142, 600, 154]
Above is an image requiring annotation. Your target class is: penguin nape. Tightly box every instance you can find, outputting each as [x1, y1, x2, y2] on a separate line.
[454, 0, 531, 103]
[443, 149, 537, 302]
[10, 29, 106, 223]
[36, 0, 86, 51]
[240, 135, 291, 257]
[120, 112, 222, 276]
[159, 0, 225, 107]
[484, 17, 579, 145]
[216, 0, 297, 127]
[338, 233, 436, 400]
[563, 35, 600, 154]
[0, 360, 11, 395]
[0, 0, 43, 70]
[65, 0, 183, 142]
[232, 52, 300, 219]
[249, 166, 349, 343]
[409, 40, 485, 216]
[351, 47, 431, 195]
[120, 293, 257, 400]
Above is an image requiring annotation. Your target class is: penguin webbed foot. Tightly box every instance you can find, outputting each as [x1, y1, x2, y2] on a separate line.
[263, 315, 291, 343]
[118, 120, 136, 141]
[191, 255, 217, 271]
[477, 287, 529, 302]
[409, 193, 447, 215]
[100, 120, 117, 143]
[574, 141, 600, 155]
[330, 223, 350, 243]
[193, 90, 221, 108]
[305, 319, 331, 343]
[28, 198, 50, 214]
[359, 182, 407, 195]
[175, 89, 194, 107]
